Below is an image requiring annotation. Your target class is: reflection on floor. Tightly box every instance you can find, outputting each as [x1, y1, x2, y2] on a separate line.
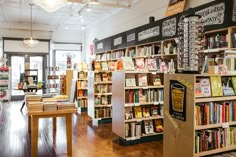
[0, 101, 163, 157]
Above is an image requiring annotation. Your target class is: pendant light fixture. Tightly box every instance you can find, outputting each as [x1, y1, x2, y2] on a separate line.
[23, 3, 39, 47]
[33, 0, 67, 12]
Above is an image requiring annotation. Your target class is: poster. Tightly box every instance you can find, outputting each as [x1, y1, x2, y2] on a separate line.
[169, 80, 186, 121]
[165, 0, 186, 17]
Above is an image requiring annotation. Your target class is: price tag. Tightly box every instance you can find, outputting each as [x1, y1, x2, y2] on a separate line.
[152, 72, 156, 75]
[136, 119, 142, 122]
[159, 101, 164, 105]
[143, 87, 148, 89]
[154, 102, 159, 105]
[134, 103, 140, 106]
[222, 123, 229, 128]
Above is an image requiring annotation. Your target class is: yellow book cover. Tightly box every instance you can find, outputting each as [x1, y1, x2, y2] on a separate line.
[210, 76, 223, 97]
[134, 106, 142, 118]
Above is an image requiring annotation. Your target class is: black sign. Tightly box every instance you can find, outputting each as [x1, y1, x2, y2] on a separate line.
[126, 28, 137, 47]
[169, 80, 186, 121]
[162, 17, 177, 37]
[111, 33, 126, 50]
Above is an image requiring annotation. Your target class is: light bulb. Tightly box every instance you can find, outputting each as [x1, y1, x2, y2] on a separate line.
[86, 7, 91, 12]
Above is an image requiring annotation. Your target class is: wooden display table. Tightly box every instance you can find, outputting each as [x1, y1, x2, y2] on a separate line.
[27, 109, 76, 157]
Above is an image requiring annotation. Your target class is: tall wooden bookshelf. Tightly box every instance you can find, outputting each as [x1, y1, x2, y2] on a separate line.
[0, 67, 10, 102]
[164, 74, 236, 157]
[60, 75, 66, 95]
[88, 70, 112, 125]
[47, 67, 60, 95]
[77, 71, 88, 112]
[112, 71, 164, 142]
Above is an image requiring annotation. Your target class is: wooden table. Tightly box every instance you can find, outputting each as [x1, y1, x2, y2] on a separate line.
[27, 109, 77, 157]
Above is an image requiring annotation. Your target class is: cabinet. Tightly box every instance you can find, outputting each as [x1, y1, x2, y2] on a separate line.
[0, 67, 10, 101]
[88, 71, 112, 124]
[112, 71, 164, 142]
[77, 71, 88, 112]
[164, 74, 236, 157]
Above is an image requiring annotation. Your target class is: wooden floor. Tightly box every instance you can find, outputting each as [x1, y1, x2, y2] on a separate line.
[0, 101, 163, 157]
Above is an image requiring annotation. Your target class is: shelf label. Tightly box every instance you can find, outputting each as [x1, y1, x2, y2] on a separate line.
[152, 72, 156, 75]
[154, 102, 159, 105]
[159, 101, 164, 105]
[222, 122, 229, 128]
[136, 119, 142, 122]
[134, 103, 140, 106]
[143, 87, 148, 89]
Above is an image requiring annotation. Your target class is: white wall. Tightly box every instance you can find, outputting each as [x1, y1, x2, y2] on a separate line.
[85, 0, 214, 61]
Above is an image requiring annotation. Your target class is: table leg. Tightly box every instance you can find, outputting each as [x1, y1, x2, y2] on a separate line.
[28, 116, 31, 132]
[31, 116, 39, 157]
[20, 101, 25, 112]
[53, 117, 57, 131]
[65, 114, 72, 156]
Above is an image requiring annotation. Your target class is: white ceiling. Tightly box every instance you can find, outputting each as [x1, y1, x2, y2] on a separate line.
[0, 0, 134, 32]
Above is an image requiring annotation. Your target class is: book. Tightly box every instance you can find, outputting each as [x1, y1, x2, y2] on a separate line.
[200, 78, 211, 97]
[146, 58, 157, 71]
[125, 107, 133, 120]
[133, 106, 142, 118]
[125, 74, 136, 87]
[108, 61, 116, 71]
[222, 77, 235, 96]
[137, 73, 147, 86]
[210, 76, 223, 97]
[231, 77, 236, 95]
[135, 58, 145, 71]
[144, 120, 154, 134]
[151, 106, 159, 116]
[154, 119, 163, 133]
[101, 62, 108, 71]
[94, 62, 101, 71]
[122, 57, 135, 71]
[142, 106, 151, 117]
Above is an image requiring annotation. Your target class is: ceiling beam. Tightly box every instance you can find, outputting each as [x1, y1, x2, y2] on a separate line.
[68, 0, 131, 8]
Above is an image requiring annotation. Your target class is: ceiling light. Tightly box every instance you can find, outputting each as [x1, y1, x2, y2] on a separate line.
[81, 26, 85, 30]
[86, 7, 91, 12]
[33, 0, 67, 12]
[23, 4, 39, 47]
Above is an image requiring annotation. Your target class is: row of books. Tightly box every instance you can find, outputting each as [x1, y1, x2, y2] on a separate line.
[195, 101, 236, 126]
[47, 83, 60, 88]
[195, 127, 236, 153]
[94, 57, 169, 72]
[0, 80, 8, 86]
[95, 72, 112, 82]
[77, 80, 87, 89]
[110, 50, 125, 60]
[125, 73, 162, 87]
[125, 89, 164, 104]
[94, 107, 112, 118]
[47, 75, 59, 79]
[77, 99, 88, 108]
[136, 45, 161, 57]
[94, 96, 111, 105]
[95, 84, 112, 93]
[125, 105, 163, 119]
[204, 33, 228, 49]
[209, 151, 236, 157]
[27, 101, 75, 112]
[78, 90, 87, 97]
[195, 76, 236, 97]
[78, 72, 87, 79]
[125, 119, 163, 138]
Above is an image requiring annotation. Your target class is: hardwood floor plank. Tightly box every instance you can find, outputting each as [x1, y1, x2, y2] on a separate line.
[0, 101, 163, 157]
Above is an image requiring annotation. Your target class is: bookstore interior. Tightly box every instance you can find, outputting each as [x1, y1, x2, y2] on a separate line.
[2, 0, 236, 157]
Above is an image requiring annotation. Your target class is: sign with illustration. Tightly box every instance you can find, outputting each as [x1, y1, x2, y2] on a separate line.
[162, 17, 177, 37]
[165, 0, 186, 17]
[169, 80, 186, 121]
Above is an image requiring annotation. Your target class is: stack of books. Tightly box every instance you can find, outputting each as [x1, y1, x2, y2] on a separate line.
[25, 95, 42, 103]
[57, 102, 75, 110]
[27, 101, 43, 112]
[43, 102, 58, 111]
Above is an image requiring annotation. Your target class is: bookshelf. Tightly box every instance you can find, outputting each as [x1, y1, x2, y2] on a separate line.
[0, 66, 10, 101]
[65, 70, 73, 97]
[77, 71, 88, 112]
[88, 70, 112, 125]
[112, 71, 164, 142]
[60, 75, 66, 95]
[164, 74, 236, 157]
[47, 67, 60, 95]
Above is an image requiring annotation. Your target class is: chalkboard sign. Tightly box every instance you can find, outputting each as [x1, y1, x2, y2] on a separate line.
[111, 32, 126, 49]
[126, 28, 137, 47]
[69, 79, 77, 103]
[94, 37, 112, 54]
[162, 17, 177, 37]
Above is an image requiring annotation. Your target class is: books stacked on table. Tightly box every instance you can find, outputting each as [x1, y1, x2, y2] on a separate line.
[25, 95, 42, 102]
[42, 98, 57, 102]
[27, 101, 43, 112]
[43, 102, 58, 111]
[57, 102, 75, 110]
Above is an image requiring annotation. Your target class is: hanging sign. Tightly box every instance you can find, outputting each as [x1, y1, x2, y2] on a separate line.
[169, 80, 186, 121]
[165, 0, 186, 17]
[114, 37, 122, 46]
[162, 17, 177, 37]
[195, 2, 225, 26]
[233, 0, 236, 22]
[127, 33, 135, 42]
[138, 26, 160, 41]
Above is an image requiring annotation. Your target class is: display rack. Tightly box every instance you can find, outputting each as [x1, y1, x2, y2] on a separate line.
[112, 71, 164, 144]
[77, 70, 88, 112]
[88, 70, 112, 125]
[47, 67, 60, 95]
[164, 74, 236, 157]
[0, 66, 10, 102]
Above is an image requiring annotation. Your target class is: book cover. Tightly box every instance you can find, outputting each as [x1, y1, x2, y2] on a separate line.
[135, 58, 145, 71]
[142, 106, 151, 117]
[94, 62, 101, 71]
[154, 119, 163, 133]
[200, 78, 211, 97]
[101, 62, 108, 71]
[231, 77, 236, 95]
[146, 58, 157, 71]
[222, 77, 235, 96]
[151, 106, 159, 116]
[125, 107, 133, 120]
[102, 73, 108, 81]
[108, 61, 116, 71]
[122, 57, 135, 71]
[134, 106, 142, 118]
[125, 74, 136, 87]
[137, 73, 148, 86]
[135, 122, 142, 137]
[144, 120, 154, 134]
[210, 76, 223, 97]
